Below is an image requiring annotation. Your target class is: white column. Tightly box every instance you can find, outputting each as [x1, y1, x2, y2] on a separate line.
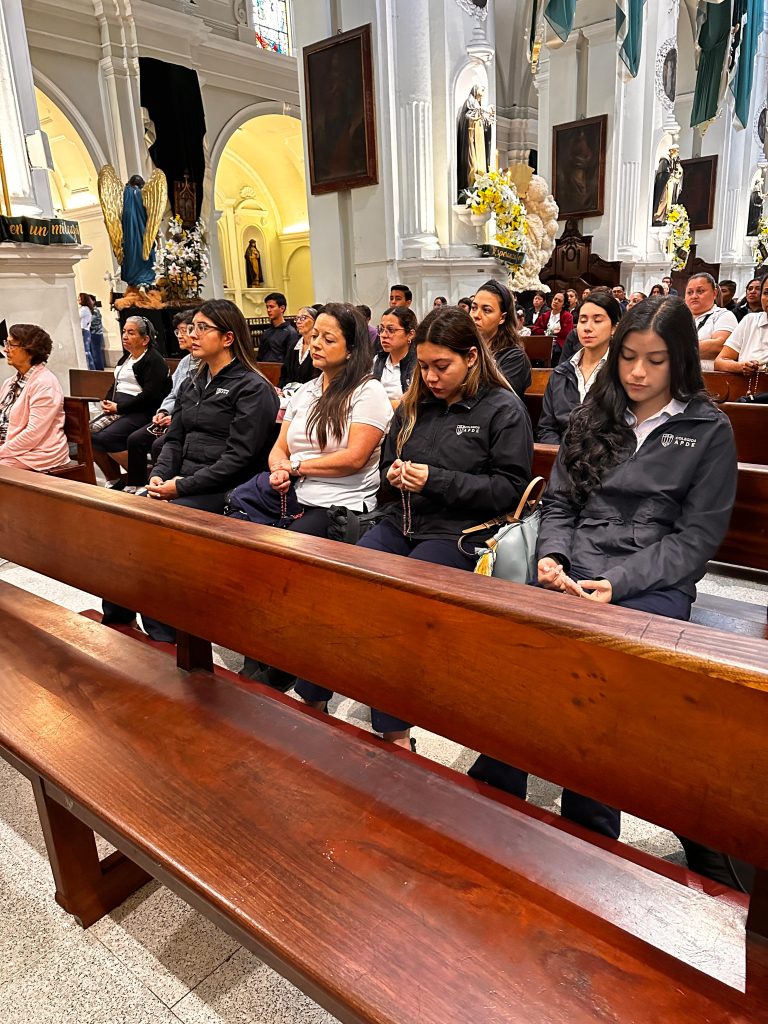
[394, 0, 438, 258]
[0, 0, 53, 216]
[94, 7, 146, 179]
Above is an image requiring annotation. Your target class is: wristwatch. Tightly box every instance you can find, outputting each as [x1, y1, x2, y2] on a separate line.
[289, 456, 303, 476]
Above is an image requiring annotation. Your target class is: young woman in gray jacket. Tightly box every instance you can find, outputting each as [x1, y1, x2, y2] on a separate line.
[470, 296, 739, 886]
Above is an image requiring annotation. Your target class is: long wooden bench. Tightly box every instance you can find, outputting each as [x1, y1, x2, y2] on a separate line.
[0, 469, 767, 1023]
[69, 360, 282, 400]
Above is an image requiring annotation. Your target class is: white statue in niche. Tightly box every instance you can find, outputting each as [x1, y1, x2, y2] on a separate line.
[457, 85, 495, 200]
[509, 174, 559, 293]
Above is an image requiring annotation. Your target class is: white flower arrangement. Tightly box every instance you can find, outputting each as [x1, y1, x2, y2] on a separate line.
[666, 204, 691, 272]
[462, 170, 528, 259]
[153, 216, 210, 302]
[753, 215, 768, 269]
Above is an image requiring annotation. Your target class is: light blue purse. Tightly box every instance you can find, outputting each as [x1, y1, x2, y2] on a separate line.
[458, 477, 546, 584]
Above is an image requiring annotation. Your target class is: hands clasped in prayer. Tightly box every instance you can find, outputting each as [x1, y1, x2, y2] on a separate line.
[537, 556, 612, 603]
[387, 458, 428, 493]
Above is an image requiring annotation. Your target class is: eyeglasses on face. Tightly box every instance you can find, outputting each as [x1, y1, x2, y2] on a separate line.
[175, 326, 192, 335]
[189, 322, 221, 335]
[3, 340, 22, 349]
[378, 325, 404, 336]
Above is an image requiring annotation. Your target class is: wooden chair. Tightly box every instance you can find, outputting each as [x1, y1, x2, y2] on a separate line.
[45, 397, 97, 485]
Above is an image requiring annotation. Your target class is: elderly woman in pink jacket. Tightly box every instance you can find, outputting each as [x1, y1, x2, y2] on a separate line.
[0, 324, 69, 471]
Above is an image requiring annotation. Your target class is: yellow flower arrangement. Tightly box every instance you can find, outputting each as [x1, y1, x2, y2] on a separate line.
[753, 216, 768, 269]
[463, 171, 528, 255]
[666, 204, 691, 272]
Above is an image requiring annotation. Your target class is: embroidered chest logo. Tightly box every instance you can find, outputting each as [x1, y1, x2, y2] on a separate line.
[456, 424, 480, 436]
[660, 433, 696, 448]
[215, 388, 230, 396]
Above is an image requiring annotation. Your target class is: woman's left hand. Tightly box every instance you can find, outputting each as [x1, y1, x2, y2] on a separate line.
[578, 579, 613, 603]
[101, 400, 118, 414]
[401, 461, 429, 493]
[147, 476, 179, 500]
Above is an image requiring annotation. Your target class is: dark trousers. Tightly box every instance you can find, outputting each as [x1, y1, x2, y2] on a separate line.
[468, 586, 693, 842]
[90, 329, 105, 371]
[294, 518, 474, 732]
[126, 425, 167, 486]
[101, 490, 229, 641]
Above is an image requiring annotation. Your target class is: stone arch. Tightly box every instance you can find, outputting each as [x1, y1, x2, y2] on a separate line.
[33, 71, 109, 173]
[210, 101, 302, 186]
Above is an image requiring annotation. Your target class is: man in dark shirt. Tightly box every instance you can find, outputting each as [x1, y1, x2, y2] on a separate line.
[718, 279, 739, 314]
[259, 292, 298, 363]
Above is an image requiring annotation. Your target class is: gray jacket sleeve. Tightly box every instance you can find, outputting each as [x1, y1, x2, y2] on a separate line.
[536, 446, 578, 567]
[536, 377, 562, 445]
[603, 420, 737, 601]
[158, 355, 191, 415]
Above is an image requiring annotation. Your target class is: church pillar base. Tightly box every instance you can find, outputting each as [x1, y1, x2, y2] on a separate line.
[0, 243, 93, 390]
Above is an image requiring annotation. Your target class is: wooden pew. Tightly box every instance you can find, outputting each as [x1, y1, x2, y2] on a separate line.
[44, 397, 97, 485]
[0, 469, 767, 1024]
[70, 360, 281, 400]
[722, 403, 768, 465]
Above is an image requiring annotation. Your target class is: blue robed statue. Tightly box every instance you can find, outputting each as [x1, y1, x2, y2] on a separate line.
[98, 167, 167, 290]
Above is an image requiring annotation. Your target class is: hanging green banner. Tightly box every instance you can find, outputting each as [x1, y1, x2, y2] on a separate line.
[0, 216, 81, 245]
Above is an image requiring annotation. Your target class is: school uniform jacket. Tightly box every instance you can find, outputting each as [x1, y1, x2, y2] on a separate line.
[380, 386, 533, 541]
[537, 398, 737, 601]
[537, 358, 581, 444]
[372, 346, 417, 393]
[154, 358, 279, 497]
[494, 345, 532, 398]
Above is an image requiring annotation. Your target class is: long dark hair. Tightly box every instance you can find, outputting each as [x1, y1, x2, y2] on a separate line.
[562, 296, 708, 507]
[306, 302, 373, 449]
[397, 307, 510, 454]
[194, 299, 264, 377]
[475, 279, 523, 353]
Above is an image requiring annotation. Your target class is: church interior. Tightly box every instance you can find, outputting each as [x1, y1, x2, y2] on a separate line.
[1, 0, 768, 1021]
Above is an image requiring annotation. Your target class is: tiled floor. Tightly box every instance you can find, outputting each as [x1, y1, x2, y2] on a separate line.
[1, 560, 765, 1021]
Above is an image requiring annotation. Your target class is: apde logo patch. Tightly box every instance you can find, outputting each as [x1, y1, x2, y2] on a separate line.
[456, 424, 480, 436]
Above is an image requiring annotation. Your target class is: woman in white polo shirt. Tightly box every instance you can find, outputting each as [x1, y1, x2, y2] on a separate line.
[268, 302, 393, 536]
[714, 276, 768, 380]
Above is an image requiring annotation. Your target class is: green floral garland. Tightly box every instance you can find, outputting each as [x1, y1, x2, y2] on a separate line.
[462, 170, 528, 256]
[666, 204, 691, 272]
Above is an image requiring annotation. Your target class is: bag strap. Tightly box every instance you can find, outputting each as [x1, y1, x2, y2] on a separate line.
[458, 476, 546, 546]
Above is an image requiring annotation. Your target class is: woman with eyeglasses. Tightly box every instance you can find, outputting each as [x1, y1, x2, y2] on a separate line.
[0, 324, 69, 472]
[147, 299, 279, 513]
[372, 306, 417, 406]
[121, 311, 197, 492]
[279, 305, 322, 390]
[91, 315, 171, 487]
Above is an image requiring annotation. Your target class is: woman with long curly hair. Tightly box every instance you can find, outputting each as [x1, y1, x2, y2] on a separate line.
[470, 295, 739, 885]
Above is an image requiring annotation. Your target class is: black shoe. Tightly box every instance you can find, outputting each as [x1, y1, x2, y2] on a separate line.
[678, 836, 742, 889]
[410, 737, 417, 752]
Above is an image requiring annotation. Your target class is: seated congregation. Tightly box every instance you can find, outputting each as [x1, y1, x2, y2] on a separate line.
[2, 277, 767, 895]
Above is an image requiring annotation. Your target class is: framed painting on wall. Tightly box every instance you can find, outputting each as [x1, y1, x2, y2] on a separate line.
[679, 156, 718, 231]
[552, 115, 608, 219]
[303, 24, 379, 195]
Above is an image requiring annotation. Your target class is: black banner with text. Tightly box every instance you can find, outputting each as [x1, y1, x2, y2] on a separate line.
[0, 216, 81, 245]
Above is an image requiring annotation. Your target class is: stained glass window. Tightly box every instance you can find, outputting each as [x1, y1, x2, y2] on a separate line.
[251, 0, 292, 55]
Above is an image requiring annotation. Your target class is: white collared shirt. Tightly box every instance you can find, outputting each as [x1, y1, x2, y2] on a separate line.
[294, 336, 312, 364]
[570, 348, 607, 402]
[694, 304, 738, 341]
[626, 398, 688, 452]
[724, 310, 768, 364]
[379, 355, 403, 399]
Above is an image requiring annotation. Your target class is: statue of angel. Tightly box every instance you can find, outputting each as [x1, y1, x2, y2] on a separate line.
[509, 174, 559, 293]
[97, 166, 167, 290]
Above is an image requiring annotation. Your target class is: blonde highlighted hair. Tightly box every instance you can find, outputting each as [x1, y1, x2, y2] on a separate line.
[396, 307, 510, 455]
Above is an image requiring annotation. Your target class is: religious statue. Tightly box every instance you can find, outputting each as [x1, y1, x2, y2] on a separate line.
[97, 166, 167, 290]
[747, 170, 766, 236]
[244, 240, 264, 287]
[651, 145, 683, 227]
[457, 84, 495, 200]
[509, 174, 559, 293]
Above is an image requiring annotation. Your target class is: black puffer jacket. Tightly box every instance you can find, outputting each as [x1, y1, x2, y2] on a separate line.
[537, 357, 582, 444]
[379, 386, 533, 540]
[112, 347, 171, 414]
[153, 358, 279, 497]
[537, 398, 737, 601]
